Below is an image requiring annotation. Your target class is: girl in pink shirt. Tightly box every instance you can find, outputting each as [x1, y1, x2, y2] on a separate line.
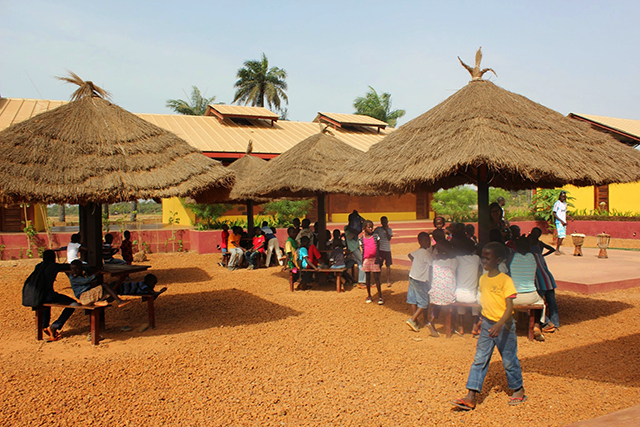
[360, 220, 383, 305]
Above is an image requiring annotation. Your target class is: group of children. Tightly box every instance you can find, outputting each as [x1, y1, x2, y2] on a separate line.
[220, 222, 284, 271]
[67, 231, 133, 265]
[403, 211, 561, 410]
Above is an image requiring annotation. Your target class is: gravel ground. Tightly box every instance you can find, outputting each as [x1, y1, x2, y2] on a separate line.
[2, 249, 640, 426]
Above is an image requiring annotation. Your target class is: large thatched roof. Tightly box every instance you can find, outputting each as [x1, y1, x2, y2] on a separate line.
[335, 79, 640, 193]
[237, 129, 365, 199]
[0, 84, 234, 205]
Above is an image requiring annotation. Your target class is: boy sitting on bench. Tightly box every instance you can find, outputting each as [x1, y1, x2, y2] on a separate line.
[69, 260, 129, 307]
[118, 274, 166, 299]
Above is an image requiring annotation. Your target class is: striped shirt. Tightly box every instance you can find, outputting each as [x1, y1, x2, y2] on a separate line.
[509, 253, 537, 293]
[374, 226, 393, 252]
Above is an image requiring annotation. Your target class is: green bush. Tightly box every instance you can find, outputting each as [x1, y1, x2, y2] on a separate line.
[431, 187, 477, 222]
[186, 203, 233, 230]
[530, 189, 574, 229]
[262, 199, 313, 227]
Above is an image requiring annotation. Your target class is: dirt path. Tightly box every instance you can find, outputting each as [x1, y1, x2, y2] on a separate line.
[2, 251, 639, 426]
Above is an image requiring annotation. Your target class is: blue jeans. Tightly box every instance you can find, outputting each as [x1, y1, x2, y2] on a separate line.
[41, 292, 76, 330]
[466, 317, 523, 393]
[538, 289, 560, 327]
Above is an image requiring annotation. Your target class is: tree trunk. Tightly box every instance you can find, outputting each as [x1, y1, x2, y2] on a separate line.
[58, 204, 66, 222]
[103, 204, 109, 219]
[130, 201, 138, 222]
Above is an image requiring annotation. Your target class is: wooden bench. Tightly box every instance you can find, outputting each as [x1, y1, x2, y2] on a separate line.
[35, 294, 160, 345]
[289, 268, 348, 293]
[445, 303, 482, 338]
[444, 303, 544, 341]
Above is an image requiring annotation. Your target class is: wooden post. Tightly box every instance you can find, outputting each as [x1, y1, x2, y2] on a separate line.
[246, 200, 254, 233]
[477, 165, 490, 249]
[79, 203, 103, 269]
[317, 193, 327, 286]
[317, 193, 327, 251]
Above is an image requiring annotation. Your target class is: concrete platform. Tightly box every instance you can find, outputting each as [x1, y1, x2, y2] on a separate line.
[545, 247, 640, 294]
[566, 404, 640, 426]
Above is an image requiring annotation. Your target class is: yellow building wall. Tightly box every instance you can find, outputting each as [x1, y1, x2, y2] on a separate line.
[563, 185, 594, 212]
[331, 211, 417, 223]
[162, 198, 195, 226]
[609, 182, 640, 213]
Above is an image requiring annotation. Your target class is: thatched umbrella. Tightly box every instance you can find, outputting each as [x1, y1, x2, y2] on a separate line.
[237, 127, 365, 250]
[227, 140, 268, 232]
[334, 48, 640, 245]
[0, 73, 235, 266]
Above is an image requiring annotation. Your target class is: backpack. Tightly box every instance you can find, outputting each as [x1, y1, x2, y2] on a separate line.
[347, 212, 364, 235]
[22, 262, 48, 307]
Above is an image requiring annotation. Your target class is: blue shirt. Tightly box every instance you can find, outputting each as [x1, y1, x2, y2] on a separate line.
[298, 247, 309, 269]
[509, 253, 537, 293]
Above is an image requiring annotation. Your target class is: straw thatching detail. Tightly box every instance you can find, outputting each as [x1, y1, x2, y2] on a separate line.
[334, 80, 640, 194]
[458, 47, 497, 81]
[57, 71, 112, 101]
[0, 82, 234, 204]
[236, 131, 366, 199]
[226, 152, 268, 202]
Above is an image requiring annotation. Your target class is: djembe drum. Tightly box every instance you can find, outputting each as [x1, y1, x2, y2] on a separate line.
[597, 233, 611, 259]
[571, 233, 585, 256]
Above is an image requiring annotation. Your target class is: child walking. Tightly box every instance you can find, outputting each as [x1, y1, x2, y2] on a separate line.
[360, 220, 383, 305]
[451, 242, 526, 410]
[374, 216, 393, 287]
[406, 232, 433, 332]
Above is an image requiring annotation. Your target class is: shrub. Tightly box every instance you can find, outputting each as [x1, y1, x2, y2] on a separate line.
[530, 189, 574, 230]
[262, 199, 313, 227]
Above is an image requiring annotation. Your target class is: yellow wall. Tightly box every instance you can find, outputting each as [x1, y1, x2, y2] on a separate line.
[610, 182, 640, 213]
[162, 198, 195, 226]
[331, 211, 417, 223]
[563, 182, 640, 213]
[563, 185, 594, 211]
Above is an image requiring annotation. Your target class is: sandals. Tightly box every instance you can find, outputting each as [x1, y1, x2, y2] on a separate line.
[43, 327, 61, 342]
[542, 324, 557, 333]
[533, 326, 546, 342]
[508, 395, 528, 406]
[451, 398, 476, 411]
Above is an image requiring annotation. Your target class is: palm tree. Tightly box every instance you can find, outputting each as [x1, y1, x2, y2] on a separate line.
[233, 53, 288, 112]
[353, 86, 406, 127]
[166, 86, 216, 116]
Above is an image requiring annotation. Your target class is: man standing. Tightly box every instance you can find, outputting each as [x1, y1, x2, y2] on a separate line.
[553, 191, 568, 255]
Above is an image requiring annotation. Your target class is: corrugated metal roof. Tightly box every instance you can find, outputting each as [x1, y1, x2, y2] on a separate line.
[139, 113, 392, 154]
[0, 97, 393, 156]
[571, 113, 640, 141]
[206, 104, 279, 119]
[316, 112, 388, 127]
[0, 98, 67, 130]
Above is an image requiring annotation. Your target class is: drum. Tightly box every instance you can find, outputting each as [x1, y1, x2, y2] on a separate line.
[571, 233, 586, 256]
[597, 233, 611, 259]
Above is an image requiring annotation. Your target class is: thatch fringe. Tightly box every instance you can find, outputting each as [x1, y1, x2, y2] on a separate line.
[333, 80, 640, 194]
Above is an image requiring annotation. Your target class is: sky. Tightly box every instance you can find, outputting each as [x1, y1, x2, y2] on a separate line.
[3, 1, 640, 126]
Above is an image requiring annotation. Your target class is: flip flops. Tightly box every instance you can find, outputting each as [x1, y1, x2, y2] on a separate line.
[451, 398, 476, 411]
[508, 395, 528, 406]
[43, 327, 61, 342]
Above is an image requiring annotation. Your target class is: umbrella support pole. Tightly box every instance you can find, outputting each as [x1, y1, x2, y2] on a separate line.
[477, 165, 490, 248]
[79, 202, 103, 269]
[246, 200, 254, 233]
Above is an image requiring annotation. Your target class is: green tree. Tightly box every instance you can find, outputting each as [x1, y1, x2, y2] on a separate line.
[353, 86, 406, 127]
[431, 187, 477, 222]
[233, 53, 288, 112]
[166, 86, 216, 116]
[263, 200, 313, 227]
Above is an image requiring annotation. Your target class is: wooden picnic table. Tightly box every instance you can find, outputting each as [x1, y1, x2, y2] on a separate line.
[100, 264, 151, 292]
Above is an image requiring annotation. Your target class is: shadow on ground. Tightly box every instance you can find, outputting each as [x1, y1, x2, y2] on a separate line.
[521, 333, 640, 387]
[62, 288, 302, 340]
[150, 267, 212, 284]
[558, 293, 634, 326]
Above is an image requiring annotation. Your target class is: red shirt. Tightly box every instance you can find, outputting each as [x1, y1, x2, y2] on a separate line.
[308, 244, 321, 266]
[220, 230, 229, 249]
[253, 235, 266, 253]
